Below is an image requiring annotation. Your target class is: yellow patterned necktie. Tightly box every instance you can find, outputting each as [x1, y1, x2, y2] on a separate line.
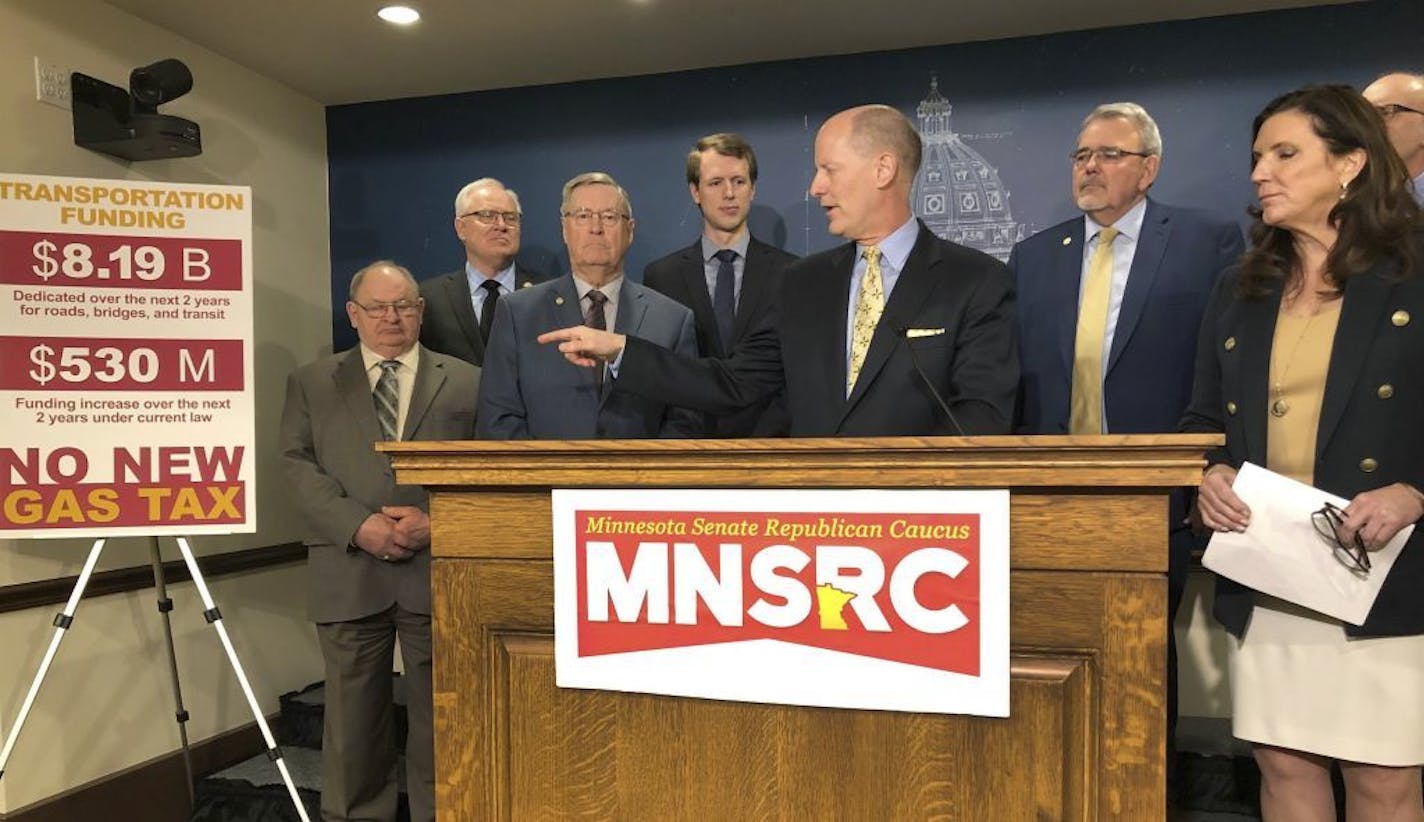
[848, 245, 884, 394]
[1070, 226, 1119, 434]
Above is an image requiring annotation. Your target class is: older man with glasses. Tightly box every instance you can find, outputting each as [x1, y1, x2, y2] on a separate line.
[280, 260, 479, 822]
[1005, 101, 1245, 804]
[476, 172, 700, 439]
[1363, 72, 1424, 203]
[419, 177, 551, 367]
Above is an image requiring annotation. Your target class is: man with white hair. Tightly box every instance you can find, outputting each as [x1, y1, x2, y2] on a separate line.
[419, 177, 550, 366]
[1362, 72, 1424, 203]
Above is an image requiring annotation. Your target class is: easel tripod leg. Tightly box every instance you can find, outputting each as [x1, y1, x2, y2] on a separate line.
[148, 535, 195, 808]
[173, 537, 311, 822]
[0, 538, 107, 781]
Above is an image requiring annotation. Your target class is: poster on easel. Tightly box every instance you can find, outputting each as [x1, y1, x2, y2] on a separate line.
[0, 172, 254, 538]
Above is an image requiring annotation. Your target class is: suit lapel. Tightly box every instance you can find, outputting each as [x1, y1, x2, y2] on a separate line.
[613, 280, 648, 336]
[1107, 201, 1169, 374]
[1317, 263, 1394, 453]
[1051, 222, 1083, 376]
[554, 276, 603, 396]
[403, 348, 447, 439]
[676, 243, 721, 352]
[445, 271, 484, 360]
[335, 349, 383, 445]
[734, 241, 774, 345]
[815, 243, 857, 415]
[1238, 285, 1281, 465]
[514, 264, 542, 290]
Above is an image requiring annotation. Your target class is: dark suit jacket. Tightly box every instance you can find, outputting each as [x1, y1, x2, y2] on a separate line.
[477, 274, 702, 439]
[618, 221, 1019, 436]
[642, 236, 798, 436]
[1009, 199, 1244, 435]
[418, 264, 550, 367]
[1181, 238, 1424, 637]
[279, 346, 479, 623]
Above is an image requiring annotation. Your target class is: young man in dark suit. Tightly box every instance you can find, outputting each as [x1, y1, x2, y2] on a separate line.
[540, 105, 1018, 437]
[642, 133, 798, 435]
[418, 178, 548, 367]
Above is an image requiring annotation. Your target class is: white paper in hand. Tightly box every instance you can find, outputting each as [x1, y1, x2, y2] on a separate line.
[1201, 462, 1413, 625]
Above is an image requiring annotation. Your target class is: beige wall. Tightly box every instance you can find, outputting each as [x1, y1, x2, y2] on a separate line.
[0, 0, 331, 811]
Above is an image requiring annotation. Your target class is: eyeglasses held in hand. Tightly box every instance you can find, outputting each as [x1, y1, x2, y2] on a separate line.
[1070, 147, 1152, 166]
[562, 209, 629, 227]
[460, 209, 521, 226]
[353, 300, 421, 318]
[1311, 501, 1371, 576]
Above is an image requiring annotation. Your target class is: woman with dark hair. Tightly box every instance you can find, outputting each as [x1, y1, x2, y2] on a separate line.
[1183, 84, 1424, 820]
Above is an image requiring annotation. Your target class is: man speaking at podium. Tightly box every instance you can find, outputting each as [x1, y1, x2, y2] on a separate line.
[540, 105, 1018, 436]
[280, 261, 479, 822]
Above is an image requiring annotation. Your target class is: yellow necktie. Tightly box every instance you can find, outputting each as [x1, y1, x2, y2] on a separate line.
[1070, 227, 1119, 435]
[848, 246, 884, 393]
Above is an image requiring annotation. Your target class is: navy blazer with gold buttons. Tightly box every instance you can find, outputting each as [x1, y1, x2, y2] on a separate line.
[1181, 235, 1424, 637]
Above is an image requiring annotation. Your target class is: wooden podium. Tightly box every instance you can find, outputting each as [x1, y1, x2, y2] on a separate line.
[382, 434, 1219, 821]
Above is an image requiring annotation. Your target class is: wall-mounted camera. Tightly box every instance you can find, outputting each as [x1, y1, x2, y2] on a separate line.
[72, 58, 202, 161]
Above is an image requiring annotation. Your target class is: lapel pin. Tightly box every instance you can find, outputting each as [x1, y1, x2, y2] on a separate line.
[555, 295, 565, 305]
[1062, 236, 1072, 246]
[521, 281, 533, 288]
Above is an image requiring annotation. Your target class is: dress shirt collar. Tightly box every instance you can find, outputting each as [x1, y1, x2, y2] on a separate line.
[465, 260, 517, 295]
[701, 229, 751, 263]
[859, 215, 919, 270]
[1082, 197, 1148, 246]
[572, 272, 623, 306]
[359, 342, 420, 374]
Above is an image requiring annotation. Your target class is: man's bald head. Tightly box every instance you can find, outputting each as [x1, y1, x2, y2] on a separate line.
[1363, 72, 1424, 177]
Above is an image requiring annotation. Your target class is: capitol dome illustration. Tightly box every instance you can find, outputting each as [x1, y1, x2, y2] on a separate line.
[910, 76, 1027, 262]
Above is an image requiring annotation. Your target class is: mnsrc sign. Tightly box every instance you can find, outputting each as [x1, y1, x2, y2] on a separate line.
[553, 489, 1010, 717]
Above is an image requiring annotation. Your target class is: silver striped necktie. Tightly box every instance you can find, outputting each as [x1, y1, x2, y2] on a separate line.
[374, 359, 401, 440]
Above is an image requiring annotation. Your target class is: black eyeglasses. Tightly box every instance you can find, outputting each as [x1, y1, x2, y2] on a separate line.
[352, 299, 421, 318]
[1311, 501, 1371, 576]
[1070, 147, 1153, 166]
[1375, 103, 1424, 120]
[460, 209, 521, 226]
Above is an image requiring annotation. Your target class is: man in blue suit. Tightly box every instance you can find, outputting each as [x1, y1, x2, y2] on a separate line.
[477, 172, 701, 439]
[1007, 102, 1243, 798]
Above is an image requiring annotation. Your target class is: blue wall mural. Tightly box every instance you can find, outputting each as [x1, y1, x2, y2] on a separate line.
[326, 0, 1422, 349]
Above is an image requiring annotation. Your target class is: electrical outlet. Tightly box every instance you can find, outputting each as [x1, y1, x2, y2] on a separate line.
[35, 57, 72, 110]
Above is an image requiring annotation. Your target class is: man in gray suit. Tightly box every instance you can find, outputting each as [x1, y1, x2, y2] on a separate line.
[477, 172, 700, 438]
[418, 178, 549, 366]
[280, 260, 479, 822]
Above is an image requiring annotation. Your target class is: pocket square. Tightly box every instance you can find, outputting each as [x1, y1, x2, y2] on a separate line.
[905, 327, 946, 338]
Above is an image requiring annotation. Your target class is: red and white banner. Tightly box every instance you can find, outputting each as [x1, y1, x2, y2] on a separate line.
[0, 173, 254, 538]
[554, 489, 1010, 716]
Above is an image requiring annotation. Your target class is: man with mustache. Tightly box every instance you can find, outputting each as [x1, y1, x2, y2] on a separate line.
[1006, 101, 1243, 803]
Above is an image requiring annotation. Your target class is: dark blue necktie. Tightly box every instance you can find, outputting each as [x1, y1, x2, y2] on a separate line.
[712, 249, 738, 352]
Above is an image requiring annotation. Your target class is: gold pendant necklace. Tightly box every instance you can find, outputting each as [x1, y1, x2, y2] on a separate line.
[1270, 306, 1321, 418]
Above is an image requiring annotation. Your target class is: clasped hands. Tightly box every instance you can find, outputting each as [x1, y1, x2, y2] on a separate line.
[353, 505, 430, 562]
[1197, 463, 1424, 551]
